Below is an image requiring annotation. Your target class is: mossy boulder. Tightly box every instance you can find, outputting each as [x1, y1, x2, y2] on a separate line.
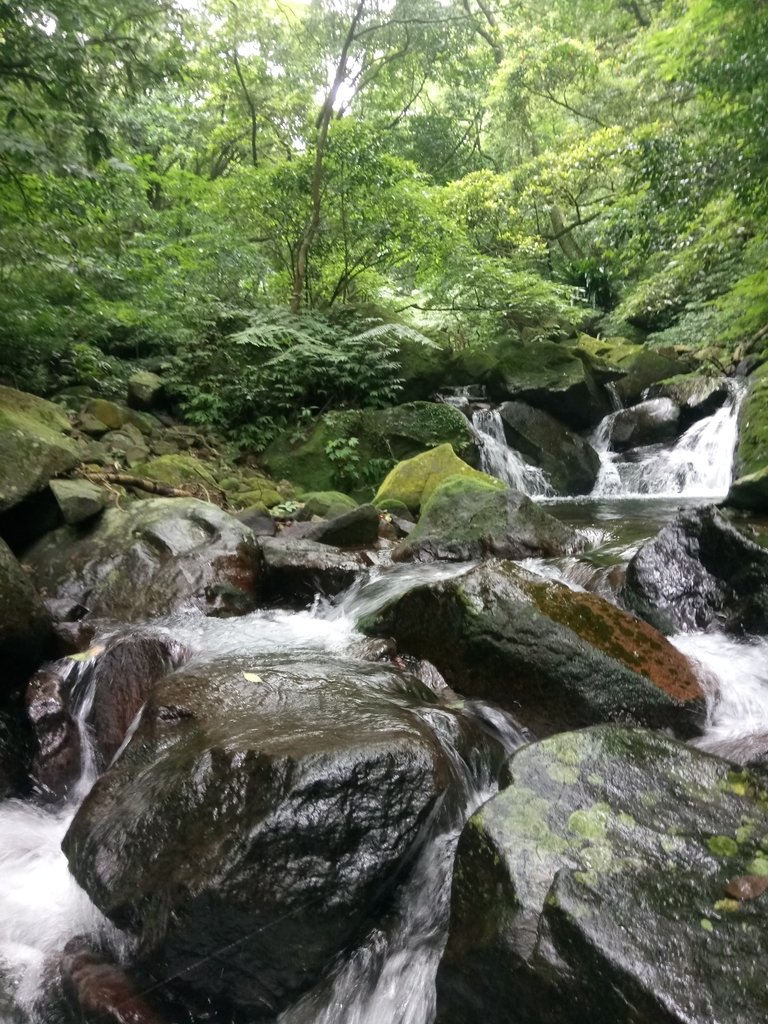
[646, 373, 730, 425]
[394, 476, 584, 562]
[0, 386, 80, 514]
[374, 444, 501, 515]
[437, 726, 768, 1024]
[453, 339, 615, 430]
[83, 398, 126, 431]
[126, 371, 164, 411]
[576, 336, 698, 406]
[297, 491, 358, 520]
[362, 559, 703, 737]
[728, 366, 768, 510]
[262, 402, 478, 497]
[134, 454, 220, 492]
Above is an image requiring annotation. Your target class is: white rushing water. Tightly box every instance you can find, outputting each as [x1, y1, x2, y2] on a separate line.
[471, 407, 553, 497]
[0, 560, 523, 1024]
[590, 384, 744, 499]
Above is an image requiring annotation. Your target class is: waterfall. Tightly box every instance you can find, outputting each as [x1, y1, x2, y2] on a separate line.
[590, 383, 744, 499]
[471, 408, 553, 498]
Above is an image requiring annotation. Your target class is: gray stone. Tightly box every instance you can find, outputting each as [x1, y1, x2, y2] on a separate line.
[49, 479, 106, 525]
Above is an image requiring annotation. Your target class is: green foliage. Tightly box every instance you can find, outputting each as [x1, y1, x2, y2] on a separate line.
[168, 308, 433, 450]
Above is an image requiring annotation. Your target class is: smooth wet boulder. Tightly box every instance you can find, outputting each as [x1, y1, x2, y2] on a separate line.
[436, 726, 768, 1024]
[0, 386, 80, 515]
[63, 655, 462, 1019]
[25, 498, 263, 623]
[263, 402, 479, 496]
[603, 397, 681, 451]
[304, 503, 380, 547]
[496, 402, 601, 495]
[374, 444, 502, 515]
[646, 374, 729, 425]
[62, 937, 170, 1024]
[0, 537, 55, 697]
[28, 632, 189, 799]
[362, 560, 702, 737]
[727, 367, 768, 510]
[393, 477, 585, 563]
[259, 536, 369, 605]
[623, 505, 768, 634]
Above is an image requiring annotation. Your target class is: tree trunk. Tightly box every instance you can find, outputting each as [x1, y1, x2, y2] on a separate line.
[290, 0, 366, 313]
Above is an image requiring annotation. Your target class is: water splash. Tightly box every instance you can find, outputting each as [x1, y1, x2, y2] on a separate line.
[472, 408, 553, 497]
[590, 384, 744, 498]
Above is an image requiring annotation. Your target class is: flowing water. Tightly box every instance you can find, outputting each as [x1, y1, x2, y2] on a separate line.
[1, 380, 766, 1023]
[472, 408, 553, 497]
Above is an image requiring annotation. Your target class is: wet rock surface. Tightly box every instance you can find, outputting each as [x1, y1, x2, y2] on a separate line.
[61, 937, 170, 1024]
[496, 401, 601, 495]
[623, 504, 768, 633]
[304, 502, 381, 547]
[0, 536, 55, 698]
[63, 655, 466, 1020]
[259, 536, 369, 605]
[363, 559, 703, 737]
[436, 726, 768, 1024]
[393, 479, 585, 563]
[24, 498, 263, 623]
[604, 397, 681, 451]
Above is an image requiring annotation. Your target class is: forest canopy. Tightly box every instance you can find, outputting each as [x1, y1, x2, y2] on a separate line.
[1, 0, 765, 447]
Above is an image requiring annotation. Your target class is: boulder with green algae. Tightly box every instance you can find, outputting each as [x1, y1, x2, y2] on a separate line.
[83, 398, 125, 431]
[126, 371, 164, 411]
[575, 335, 698, 406]
[393, 476, 584, 562]
[374, 444, 501, 515]
[453, 338, 615, 430]
[262, 402, 478, 497]
[728, 366, 768, 511]
[0, 386, 80, 513]
[436, 726, 768, 1024]
[134, 454, 219, 491]
[362, 559, 703, 737]
[297, 491, 358, 520]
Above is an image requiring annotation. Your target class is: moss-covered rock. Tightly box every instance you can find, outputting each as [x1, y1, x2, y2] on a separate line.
[126, 371, 164, 411]
[453, 338, 615, 430]
[728, 366, 768, 510]
[394, 476, 584, 562]
[134, 454, 220, 491]
[83, 398, 126, 431]
[646, 373, 730, 425]
[437, 726, 768, 1024]
[374, 444, 501, 514]
[362, 560, 702, 737]
[0, 385, 80, 514]
[262, 402, 478, 497]
[297, 491, 358, 520]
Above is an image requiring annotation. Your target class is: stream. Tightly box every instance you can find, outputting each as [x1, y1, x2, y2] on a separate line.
[2, 389, 768, 1024]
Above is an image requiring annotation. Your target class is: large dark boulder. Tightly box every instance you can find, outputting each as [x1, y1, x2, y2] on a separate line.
[24, 498, 262, 623]
[304, 503, 380, 547]
[27, 632, 189, 800]
[454, 340, 614, 430]
[393, 477, 586, 563]
[646, 374, 730, 426]
[259, 536, 369, 606]
[727, 367, 768, 511]
[63, 655, 465, 1020]
[0, 537, 55, 698]
[623, 505, 768, 634]
[362, 560, 703, 737]
[496, 401, 601, 495]
[603, 398, 681, 451]
[437, 726, 768, 1024]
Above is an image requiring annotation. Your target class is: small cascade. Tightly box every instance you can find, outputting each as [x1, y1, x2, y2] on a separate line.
[471, 408, 553, 497]
[0, 655, 124, 1021]
[590, 383, 744, 499]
